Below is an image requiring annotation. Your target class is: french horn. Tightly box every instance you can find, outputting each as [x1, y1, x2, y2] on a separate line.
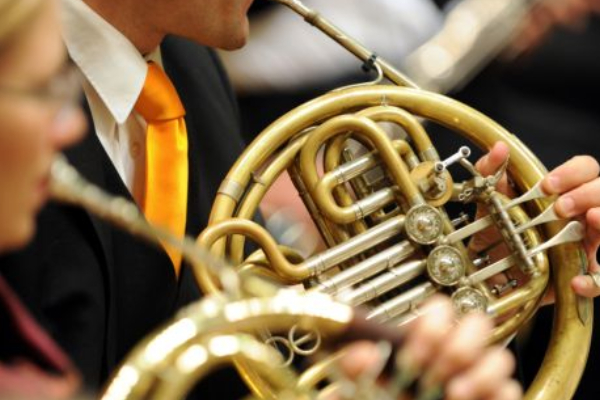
[194, 0, 592, 399]
[50, 0, 592, 399]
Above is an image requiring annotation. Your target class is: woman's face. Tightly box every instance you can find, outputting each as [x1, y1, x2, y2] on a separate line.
[0, 0, 85, 251]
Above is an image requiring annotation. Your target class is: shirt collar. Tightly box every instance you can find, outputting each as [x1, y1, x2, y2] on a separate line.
[61, 0, 158, 124]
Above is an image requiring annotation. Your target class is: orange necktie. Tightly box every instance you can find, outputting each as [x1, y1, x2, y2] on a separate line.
[135, 62, 188, 276]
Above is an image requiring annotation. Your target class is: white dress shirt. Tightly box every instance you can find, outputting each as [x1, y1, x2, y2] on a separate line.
[61, 0, 164, 199]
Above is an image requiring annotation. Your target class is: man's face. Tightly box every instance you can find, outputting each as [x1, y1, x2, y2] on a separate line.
[162, 0, 256, 50]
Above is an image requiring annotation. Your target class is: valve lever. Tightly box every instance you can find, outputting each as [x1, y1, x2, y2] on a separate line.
[465, 221, 584, 286]
[434, 146, 471, 173]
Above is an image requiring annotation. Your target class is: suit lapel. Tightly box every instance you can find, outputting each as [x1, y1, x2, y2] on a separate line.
[60, 102, 123, 373]
[62, 109, 114, 272]
[162, 38, 203, 238]
[64, 102, 150, 261]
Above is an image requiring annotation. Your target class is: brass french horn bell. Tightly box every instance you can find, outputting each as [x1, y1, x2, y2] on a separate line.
[195, 1, 592, 399]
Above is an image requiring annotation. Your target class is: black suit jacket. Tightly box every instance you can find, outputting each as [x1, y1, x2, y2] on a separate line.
[0, 36, 248, 398]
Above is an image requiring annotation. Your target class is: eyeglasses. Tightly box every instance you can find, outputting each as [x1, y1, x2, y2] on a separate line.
[0, 62, 82, 112]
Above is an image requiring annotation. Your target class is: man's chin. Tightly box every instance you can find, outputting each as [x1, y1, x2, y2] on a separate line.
[223, 29, 249, 50]
[221, 40, 247, 51]
[191, 28, 248, 51]
[221, 20, 250, 50]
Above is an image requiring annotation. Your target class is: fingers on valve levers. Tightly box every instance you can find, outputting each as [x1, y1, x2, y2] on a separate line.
[332, 297, 521, 400]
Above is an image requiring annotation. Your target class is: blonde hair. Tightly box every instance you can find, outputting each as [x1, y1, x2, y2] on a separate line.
[0, 0, 44, 46]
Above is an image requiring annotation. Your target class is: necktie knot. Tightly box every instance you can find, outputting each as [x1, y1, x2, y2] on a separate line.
[135, 62, 185, 122]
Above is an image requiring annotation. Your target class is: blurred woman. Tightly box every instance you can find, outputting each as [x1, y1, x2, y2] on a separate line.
[0, 0, 85, 397]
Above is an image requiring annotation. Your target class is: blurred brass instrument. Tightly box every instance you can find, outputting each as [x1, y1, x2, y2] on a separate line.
[403, 0, 540, 92]
[50, 0, 592, 399]
[50, 157, 420, 400]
